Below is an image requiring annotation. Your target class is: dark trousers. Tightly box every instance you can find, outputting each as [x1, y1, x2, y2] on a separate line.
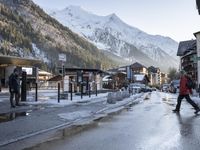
[175, 94, 199, 111]
[10, 91, 20, 107]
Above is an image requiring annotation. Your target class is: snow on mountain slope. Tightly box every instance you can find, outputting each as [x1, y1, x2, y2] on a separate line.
[48, 5, 179, 71]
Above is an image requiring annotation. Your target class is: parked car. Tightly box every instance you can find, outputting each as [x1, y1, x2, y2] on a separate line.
[151, 87, 157, 91]
[161, 84, 170, 92]
[129, 83, 142, 93]
[169, 80, 180, 93]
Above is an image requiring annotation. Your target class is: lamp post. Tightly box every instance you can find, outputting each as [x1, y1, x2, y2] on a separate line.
[194, 32, 200, 97]
[58, 53, 66, 93]
[81, 70, 83, 99]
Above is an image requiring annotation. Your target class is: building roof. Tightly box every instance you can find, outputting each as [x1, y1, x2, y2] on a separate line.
[48, 75, 62, 81]
[0, 55, 41, 66]
[106, 66, 128, 74]
[134, 74, 150, 82]
[64, 68, 105, 74]
[177, 40, 196, 56]
[39, 70, 52, 76]
[148, 66, 159, 73]
[134, 74, 145, 81]
[102, 75, 112, 82]
[107, 68, 119, 73]
[130, 62, 146, 69]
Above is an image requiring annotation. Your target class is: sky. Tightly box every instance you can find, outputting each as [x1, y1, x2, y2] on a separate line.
[32, 0, 200, 42]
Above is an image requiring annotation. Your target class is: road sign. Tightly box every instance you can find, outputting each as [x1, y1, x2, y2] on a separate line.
[58, 53, 66, 62]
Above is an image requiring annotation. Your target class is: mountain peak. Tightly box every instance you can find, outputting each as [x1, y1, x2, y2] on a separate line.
[108, 13, 117, 18]
[65, 5, 82, 11]
[59, 5, 96, 19]
[107, 13, 121, 22]
[48, 5, 179, 71]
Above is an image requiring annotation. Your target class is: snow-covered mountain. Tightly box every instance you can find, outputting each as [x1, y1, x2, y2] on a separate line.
[48, 5, 179, 72]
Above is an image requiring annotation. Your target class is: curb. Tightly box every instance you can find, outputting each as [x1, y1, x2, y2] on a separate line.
[0, 93, 145, 150]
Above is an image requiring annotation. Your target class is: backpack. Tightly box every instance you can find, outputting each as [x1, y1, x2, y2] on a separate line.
[186, 77, 196, 89]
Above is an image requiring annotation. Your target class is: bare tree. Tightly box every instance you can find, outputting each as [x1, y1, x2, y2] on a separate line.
[168, 67, 179, 81]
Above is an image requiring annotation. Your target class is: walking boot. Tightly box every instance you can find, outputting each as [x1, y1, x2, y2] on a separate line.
[16, 103, 21, 106]
[172, 109, 179, 113]
[194, 108, 200, 114]
[11, 105, 15, 108]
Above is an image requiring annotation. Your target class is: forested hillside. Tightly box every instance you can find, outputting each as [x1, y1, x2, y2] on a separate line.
[0, 0, 116, 72]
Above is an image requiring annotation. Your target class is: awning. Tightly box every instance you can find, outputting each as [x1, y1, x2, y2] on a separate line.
[0, 55, 42, 67]
[63, 67, 105, 74]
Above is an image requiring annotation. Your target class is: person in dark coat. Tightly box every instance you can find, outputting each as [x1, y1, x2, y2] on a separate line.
[9, 68, 21, 108]
[173, 70, 200, 114]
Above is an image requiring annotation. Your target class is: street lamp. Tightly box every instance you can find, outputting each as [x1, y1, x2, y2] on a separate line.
[197, 0, 200, 14]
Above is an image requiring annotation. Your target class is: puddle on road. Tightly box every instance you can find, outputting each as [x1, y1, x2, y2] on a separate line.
[162, 98, 167, 101]
[0, 105, 46, 123]
[0, 111, 30, 123]
[76, 100, 90, 104]
[162, 97, 177, 101]
[125, 102, 141, 112]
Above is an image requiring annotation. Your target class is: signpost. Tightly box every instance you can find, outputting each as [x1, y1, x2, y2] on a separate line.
[58, 53, 67, 62]
[58, 53, 66, 93]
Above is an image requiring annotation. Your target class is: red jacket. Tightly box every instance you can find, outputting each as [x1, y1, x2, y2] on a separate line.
[179, 75, 192, 95]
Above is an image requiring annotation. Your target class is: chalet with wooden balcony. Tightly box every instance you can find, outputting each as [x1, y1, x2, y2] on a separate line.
[130, 62, 148, 75]
[148, 66, 161, 86]
[177, 40, 197, 81]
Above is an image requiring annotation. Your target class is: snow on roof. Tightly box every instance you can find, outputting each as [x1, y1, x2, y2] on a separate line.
[131, 62, 146, 69]
[39, 70, 53, 75]
[177, 40, 196, 56]
[134, 74, 145, 81]
[102, 75, 112, 82]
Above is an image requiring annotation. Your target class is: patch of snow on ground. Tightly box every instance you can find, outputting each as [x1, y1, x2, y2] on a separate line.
[32, 43, 50, 63]
[58, 110, 92, 121]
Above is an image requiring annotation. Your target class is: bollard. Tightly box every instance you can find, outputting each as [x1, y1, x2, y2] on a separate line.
[81, 83, 83, 99]
[58, 82, 60, 103]
[70, 82, 72, 101]
[89, 84, 91, 98]
[96, 83, 97, 96]
[21, 71, 27, 101]
[199, 84, 200, 98]
[35, 82, 38, 102]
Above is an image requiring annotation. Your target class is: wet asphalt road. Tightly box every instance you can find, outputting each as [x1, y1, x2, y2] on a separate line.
[30, 92, 200, 150]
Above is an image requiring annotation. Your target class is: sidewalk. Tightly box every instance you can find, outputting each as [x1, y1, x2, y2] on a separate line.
[0, 89, 145, 150]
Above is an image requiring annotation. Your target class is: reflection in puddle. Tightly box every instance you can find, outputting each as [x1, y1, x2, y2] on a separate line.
[0, 111, 30, 123]
[0, 105, 45, 124]
[126, 102, 140, 111]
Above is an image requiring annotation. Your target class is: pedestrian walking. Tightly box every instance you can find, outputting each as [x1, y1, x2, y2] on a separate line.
[9, 68, 21, 108]
[173, 70, 200, 114]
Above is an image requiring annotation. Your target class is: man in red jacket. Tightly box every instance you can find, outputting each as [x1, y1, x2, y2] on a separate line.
[173, 70, 200, 114]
